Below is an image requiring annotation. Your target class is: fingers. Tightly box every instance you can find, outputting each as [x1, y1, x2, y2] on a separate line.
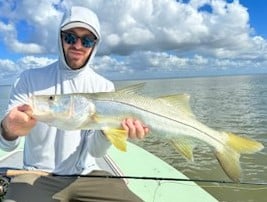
[18, 104, 34, 118]
[17, 104, 31, 112]
[3, 105, 37, 138]
[121, 118, 149, 139]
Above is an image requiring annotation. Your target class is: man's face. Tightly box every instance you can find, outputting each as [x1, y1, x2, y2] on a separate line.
[61, 27, 96, 70]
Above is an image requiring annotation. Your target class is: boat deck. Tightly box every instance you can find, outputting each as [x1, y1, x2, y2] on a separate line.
[0, 143, 218, 202]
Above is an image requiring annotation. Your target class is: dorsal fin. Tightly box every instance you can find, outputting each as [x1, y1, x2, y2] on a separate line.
[116, 83, 145, 95]
[157, 94, 195, 117]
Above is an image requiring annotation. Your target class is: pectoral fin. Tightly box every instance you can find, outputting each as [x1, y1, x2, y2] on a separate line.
[103, 128, 128, 152]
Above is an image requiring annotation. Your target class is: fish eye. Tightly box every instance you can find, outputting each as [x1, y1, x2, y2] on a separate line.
[49, 96, 54, 101]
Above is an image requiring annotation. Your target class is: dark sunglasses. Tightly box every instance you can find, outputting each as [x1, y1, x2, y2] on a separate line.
[61, 31, 96, 48]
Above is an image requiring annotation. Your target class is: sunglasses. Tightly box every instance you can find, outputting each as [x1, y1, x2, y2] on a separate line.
[61, 31, 96, 48]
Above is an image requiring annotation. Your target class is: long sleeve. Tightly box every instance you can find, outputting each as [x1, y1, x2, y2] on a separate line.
[87, 130, 111, 157]
[0, 74, 28, 152]
[0, 132, 20, 152]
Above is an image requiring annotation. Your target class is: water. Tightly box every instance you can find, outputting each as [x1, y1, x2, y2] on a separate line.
[1, 75, 267, 202]
[114, 75, 267, 202]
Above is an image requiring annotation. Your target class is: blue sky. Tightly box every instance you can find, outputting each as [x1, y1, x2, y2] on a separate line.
[239, 0, 266, 38]
[0, 0, 267, 84]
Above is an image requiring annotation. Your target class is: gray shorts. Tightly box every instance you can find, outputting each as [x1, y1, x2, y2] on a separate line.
[3, 170, 142, 202]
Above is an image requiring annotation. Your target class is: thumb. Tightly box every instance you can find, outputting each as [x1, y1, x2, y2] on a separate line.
[18, 104, 33, 117]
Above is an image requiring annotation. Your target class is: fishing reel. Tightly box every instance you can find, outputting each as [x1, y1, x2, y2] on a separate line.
[0, 175, 10, 200]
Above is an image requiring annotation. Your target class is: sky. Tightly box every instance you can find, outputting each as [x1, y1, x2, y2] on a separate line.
[0, 0, 266, 83]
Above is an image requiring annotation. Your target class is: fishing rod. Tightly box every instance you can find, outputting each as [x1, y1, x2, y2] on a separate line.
[1, 169, 267, 185]
[1, 169, 266, 198]
[52, 174, 267, 186]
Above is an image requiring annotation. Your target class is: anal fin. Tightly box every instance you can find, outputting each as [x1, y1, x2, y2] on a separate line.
[169, 139, 194, 161]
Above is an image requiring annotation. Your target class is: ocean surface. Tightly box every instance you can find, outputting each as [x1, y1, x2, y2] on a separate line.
[1, 74, 267, 202]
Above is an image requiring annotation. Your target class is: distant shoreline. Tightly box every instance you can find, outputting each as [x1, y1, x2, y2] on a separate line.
[111, 72, 267, 82]
[1, 72, 267, 85]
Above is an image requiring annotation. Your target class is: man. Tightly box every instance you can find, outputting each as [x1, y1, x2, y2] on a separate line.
[0, 6, 148, 201]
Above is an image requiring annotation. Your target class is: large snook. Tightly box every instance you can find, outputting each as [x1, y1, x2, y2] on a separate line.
[30, 83, 264, 182]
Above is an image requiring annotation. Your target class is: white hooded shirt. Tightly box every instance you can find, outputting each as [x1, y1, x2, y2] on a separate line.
[0, 6, 114, 174]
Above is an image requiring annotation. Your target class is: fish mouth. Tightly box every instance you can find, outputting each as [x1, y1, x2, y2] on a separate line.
[28, 95, 53, 120]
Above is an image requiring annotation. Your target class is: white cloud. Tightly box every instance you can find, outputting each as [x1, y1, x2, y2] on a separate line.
[0, 14, 46, 54]
[17, 56, 56, 70]
[0, 59, 17, 72]
[0, 0, 267, 80]
[0, 0, 62, 54]
[0, 56, 56, 82]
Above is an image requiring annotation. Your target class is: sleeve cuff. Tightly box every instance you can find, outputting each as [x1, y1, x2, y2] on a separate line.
[0, 132, 20, 152]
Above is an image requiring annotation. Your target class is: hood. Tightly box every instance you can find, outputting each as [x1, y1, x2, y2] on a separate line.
[58, 6, 101, 71]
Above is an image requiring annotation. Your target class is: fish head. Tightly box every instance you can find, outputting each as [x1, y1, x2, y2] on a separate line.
[30, 94, 71, 120]
[29, 94, 96, 129]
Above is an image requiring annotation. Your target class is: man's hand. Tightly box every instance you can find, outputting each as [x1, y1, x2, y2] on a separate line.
[1, 104, 37, 141]
[121, 118, 149, 139]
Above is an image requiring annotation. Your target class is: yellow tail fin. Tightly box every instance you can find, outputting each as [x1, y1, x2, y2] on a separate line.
[227, 132, 264, 154]
[215, 132, 264, 182]
[103, 128, 128, 152]
[215, 147, 241, 182]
